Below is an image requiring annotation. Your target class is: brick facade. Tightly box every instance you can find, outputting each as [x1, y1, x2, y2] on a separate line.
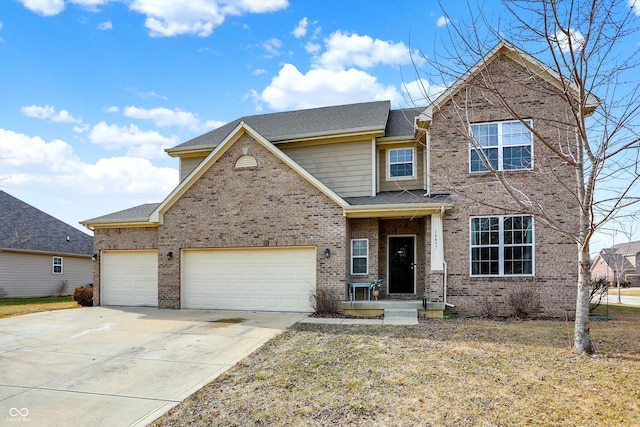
[428, 54, 578, 316]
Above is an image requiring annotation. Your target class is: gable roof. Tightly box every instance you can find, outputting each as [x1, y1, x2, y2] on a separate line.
[0, 190, 93, 256]
[592, 240, 640, 273]
[149, 121, 349, 225]
[80, 203, 161, 228]
[166, 100, 391, 156]
[417, 39, 599, 125]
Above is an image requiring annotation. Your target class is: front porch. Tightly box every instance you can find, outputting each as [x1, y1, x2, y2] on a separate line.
[340, 300, 446, 319]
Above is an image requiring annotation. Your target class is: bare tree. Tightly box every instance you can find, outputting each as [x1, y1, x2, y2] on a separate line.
[607, 218, 639, 303]
[411, 1, 640, 353]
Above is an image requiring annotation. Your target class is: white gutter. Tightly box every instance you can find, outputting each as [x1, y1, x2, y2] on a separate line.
[443, 260, 455, 308]
[425, 128, 431, 193]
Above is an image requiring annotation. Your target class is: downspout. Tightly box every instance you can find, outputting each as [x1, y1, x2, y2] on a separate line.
[425, 128, 431, 194]
[441, 204, 455, 308]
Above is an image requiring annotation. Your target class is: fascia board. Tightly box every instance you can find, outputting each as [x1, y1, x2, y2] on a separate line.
[419, 40, 599, 121]
[344, 203, 453, 218]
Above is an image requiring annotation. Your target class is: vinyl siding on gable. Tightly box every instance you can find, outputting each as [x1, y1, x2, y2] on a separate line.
[0, 252, 92, 297]
[378, 144, 425, 192]
[180, 156, 207, 181]
[281, 140, 373, 197]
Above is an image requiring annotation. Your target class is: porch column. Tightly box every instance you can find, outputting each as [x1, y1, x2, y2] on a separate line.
[429, 213, 445, 302]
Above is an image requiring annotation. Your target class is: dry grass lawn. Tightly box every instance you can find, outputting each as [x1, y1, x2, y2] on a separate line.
[0, 296, 79, 319]
[154, 306, 640, 427]
[608, 287, 640, 297]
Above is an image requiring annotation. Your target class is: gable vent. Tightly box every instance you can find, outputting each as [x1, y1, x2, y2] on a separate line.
[234, 155, 258, 170]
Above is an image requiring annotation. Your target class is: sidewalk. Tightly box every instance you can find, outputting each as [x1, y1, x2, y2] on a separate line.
[298, 317, 418, 326]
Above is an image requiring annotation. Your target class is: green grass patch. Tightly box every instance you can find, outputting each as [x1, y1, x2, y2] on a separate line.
[0, 296, 78, 318]
[0, 296, 74, 306]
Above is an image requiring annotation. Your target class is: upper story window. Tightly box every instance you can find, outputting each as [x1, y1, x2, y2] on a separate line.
[469, 120, 533, 172]
[351, 239, 369, 275]
[53, 256, 63, 274]
[387, 148, 415, 179]
[470, 215, 534, 276]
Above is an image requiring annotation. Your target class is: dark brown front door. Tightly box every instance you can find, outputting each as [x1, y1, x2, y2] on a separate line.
[388, 236, 415, 294]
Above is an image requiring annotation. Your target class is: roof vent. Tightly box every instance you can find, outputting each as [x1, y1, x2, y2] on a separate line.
[234, 155, 257, 170]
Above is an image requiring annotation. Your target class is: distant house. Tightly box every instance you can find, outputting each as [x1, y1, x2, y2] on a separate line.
[82, 40, 585, 316]
[0, 191, 93, 298]
[591, 241, 640, 287]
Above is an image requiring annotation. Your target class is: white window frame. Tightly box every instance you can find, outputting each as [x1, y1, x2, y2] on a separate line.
[469, 119, 533, 172]
[53, 256, 63, 274]
[469, 215, 535, 277]
[351, 239, 369, 275]
[387, 147, 416, 180]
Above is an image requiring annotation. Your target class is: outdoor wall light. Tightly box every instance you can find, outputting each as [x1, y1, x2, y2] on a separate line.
[324, 248, 331, 258]
[166, 251, 173, 260]
[91, 253, 97, 262]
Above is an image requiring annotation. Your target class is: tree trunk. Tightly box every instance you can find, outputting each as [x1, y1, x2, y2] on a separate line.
[574, 247, 594, 354]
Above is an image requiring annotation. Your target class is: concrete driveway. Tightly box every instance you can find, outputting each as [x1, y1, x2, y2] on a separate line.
[0, 307, 305, 426]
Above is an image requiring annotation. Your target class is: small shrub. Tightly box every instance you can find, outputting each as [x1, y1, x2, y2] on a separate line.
[479, 297, 497, 319]
[55, 280, 69, 297]
[72, 284, 94, 307]
[508, 287, 540, 319]
[611, 279, 630, 288]
[312, 288, 340, 315]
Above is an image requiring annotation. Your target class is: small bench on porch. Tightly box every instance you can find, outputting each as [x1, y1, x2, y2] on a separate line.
[348, 282, 371, 301]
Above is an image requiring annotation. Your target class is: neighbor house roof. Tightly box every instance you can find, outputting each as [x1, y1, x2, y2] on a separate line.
[0, 190, 93, 256]
[594, 240, 640, 273]
[166, 100, 392, 156]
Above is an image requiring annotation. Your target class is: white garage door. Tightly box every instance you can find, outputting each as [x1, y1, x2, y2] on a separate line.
[181, 247, 316, 312]
[101, 250, 158, 307]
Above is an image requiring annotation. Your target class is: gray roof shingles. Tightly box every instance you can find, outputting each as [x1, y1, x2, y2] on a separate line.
[82, 203, 160, 224]
[169, 100, 392, 152]
[345, 190, 451, 206]
[0, 191, 93, 256]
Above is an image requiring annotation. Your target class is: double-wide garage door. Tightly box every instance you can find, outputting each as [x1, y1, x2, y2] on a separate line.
[101, 250, 158, 307]
[182, 247, 316, 312]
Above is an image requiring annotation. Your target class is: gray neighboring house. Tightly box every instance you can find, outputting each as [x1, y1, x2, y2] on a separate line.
[0, 191, 93, 298]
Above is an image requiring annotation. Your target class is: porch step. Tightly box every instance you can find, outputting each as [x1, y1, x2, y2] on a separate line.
[383, 308, 418, 325]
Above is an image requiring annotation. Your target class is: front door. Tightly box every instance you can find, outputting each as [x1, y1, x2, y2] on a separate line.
[388, 236, 415, 294]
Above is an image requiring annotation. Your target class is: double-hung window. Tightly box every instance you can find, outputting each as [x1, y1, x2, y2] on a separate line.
[53, 256, 63, 274]
[470, 120, 532, 172]
[470, 215, 534, 276]
[387, 148, 415, 179]
[351, 239, 369, 275]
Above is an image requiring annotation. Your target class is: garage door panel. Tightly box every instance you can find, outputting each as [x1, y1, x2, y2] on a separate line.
[182, 247, 316, 312]
[102, 251, 158, 307]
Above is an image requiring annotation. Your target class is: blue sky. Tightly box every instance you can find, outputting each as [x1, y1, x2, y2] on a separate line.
[1, 0, 638, 252]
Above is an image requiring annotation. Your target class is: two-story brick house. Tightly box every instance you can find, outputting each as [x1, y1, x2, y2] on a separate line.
[82, 40, 585, 316]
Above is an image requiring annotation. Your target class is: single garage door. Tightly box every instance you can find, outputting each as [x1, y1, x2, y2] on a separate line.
[181, 247, 316, 312]
[101, 250, 158, 306]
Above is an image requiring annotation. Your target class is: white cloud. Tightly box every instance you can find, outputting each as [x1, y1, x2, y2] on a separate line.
[402, 78, 447, 106]
[105, 105, 119, 113]
[87, 121, 178, 158]
[97, 21, 112, 30]
[553, 28, 586, 53]
[256, 63, 403, 111]
[253, 68, 267, 76]
[128, 0, 289, 37]
[0, 129, 178, 229]
[18, 0, 65, 16]
[436, 16, 450, 27]
[292, 17, 308, 38]
[21, 105, 80, 123]
[314, 31, 419, 71]
[305, 42, 321, 54]
[630, 0, 640, 15]
[262, 38, 282, 57]
[122, 106, 224, 132]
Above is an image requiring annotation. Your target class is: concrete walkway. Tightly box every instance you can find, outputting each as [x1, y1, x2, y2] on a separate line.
[0, 307, 305, 426]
